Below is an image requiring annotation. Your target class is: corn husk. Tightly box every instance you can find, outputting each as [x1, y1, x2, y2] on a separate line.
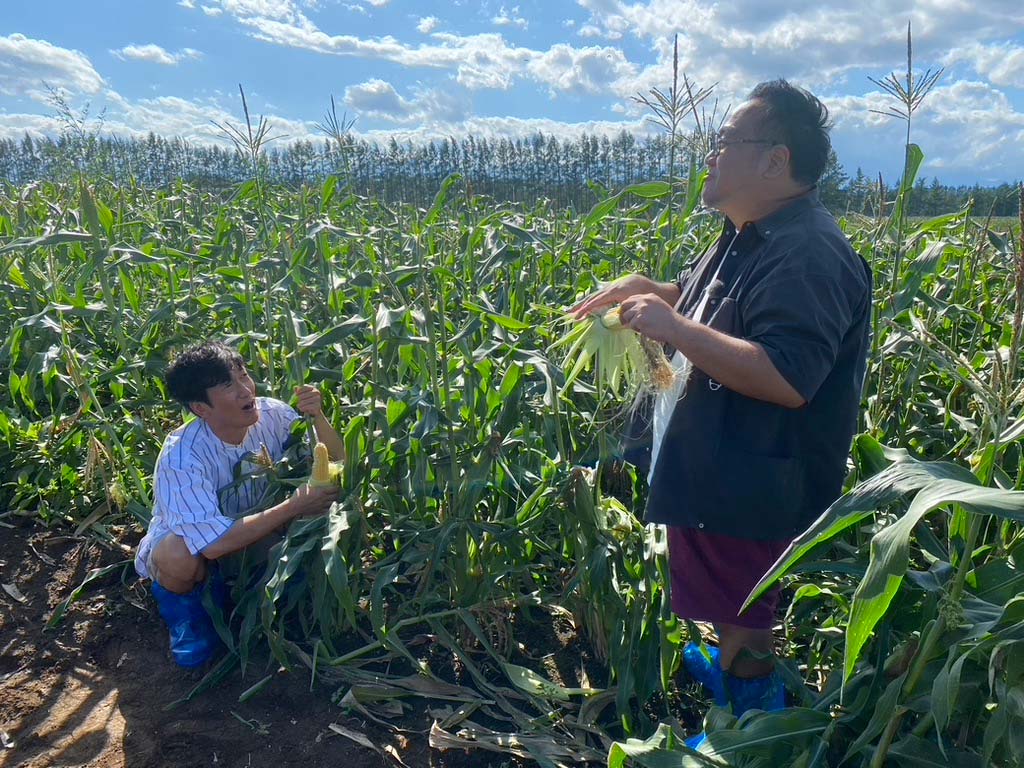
[550, 307, 675, 403]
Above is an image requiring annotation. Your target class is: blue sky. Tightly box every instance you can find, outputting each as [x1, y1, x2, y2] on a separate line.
[2, 1, 1022, 185]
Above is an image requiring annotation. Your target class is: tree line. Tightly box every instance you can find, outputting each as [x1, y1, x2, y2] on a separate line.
[1, 131, 1019, 217]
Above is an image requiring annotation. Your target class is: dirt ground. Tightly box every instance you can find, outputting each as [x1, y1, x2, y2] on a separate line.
[0, 521, 519, 768]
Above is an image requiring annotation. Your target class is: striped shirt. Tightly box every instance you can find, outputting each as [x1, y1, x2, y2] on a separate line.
[135, 397, 300, 578]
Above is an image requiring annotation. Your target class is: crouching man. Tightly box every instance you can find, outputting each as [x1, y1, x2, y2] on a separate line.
[135, 341, 343, 667]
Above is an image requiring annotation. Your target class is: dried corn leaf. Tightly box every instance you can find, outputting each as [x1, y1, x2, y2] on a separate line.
[329, 723, 410, 767]
[429, 720, 605, 766]
[2, 583, 27, 604]
[501, 662, 597, 701]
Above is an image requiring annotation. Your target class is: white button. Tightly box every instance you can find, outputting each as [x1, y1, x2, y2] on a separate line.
[731, 250, 737, 255]
[698, 523, 705, 529]
[765, 230, 772, 235]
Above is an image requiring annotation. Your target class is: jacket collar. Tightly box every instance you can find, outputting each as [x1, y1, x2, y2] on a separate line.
[720, 186, 820, 241]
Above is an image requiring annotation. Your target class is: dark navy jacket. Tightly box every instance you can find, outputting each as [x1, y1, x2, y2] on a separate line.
[632, 192, 872, 540]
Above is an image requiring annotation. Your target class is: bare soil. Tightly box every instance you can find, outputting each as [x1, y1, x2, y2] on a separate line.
[0, 521, 531, 768]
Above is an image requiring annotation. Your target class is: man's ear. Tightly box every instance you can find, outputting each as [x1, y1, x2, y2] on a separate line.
[762, 144, 791, 179]
[189, 401, 211, 419]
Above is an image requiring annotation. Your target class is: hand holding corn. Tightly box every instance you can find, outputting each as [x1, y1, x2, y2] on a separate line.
[294, 384, 346, 468]
[617, 292, 683, 345]
[569, 273, 666, 320]
[294, 385, 325, 417]
[289, 481, 338, 517]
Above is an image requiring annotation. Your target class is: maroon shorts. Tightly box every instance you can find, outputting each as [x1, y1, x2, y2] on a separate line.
[667, 525, 792, 630]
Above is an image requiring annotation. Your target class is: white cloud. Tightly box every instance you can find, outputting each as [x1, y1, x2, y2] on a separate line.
[343, 78, 467, 125]
[112, 44, 203, 66]
[527, 44, 635, 96]
[202, 5, 225, 16]
[178, 0, 196, 7]
[432, 33, 533, 90]
[417, 16, 439, 34]
[561, 0, 1023, 183]
[219, 0, 301, 21]
[0, 106, 642, 151]
[570, 0, 1023, 97]
[493, 5, 528, 30]
[573, 0, 630, 39]
[828, 81, 1024, 186]
[0, 112, 66, 140]
[577, 24, 611, 39]
[0, 92, 319, 147]
[0, 87, 617, 157]
[236, 16, 536, 91]
[360, 113, 650, 146]
[344, 79, 415, 121]
[944, 42, 1024, 87]
[206, 3, 642, 95]
[0, 34, 105, 101]
[336, 0, 389, 9]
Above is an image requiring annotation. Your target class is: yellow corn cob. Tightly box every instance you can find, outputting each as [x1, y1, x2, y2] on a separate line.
[311, 442, 333, 487]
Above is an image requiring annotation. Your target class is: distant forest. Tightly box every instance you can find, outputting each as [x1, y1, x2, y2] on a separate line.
[1, 130, 1020, 217]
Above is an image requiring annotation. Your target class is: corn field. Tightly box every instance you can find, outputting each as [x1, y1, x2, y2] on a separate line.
[1, 160, 1022, 767]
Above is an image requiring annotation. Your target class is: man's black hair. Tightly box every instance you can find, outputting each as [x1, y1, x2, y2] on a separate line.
[748, 79, 831, 186]
[164, 341, 245, 409]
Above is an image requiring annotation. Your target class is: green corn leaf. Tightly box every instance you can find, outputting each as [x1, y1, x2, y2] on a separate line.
[462, 300, 531, 331]
[0, 230, 93, 253]
[886, 735, 985, 767]
[886, 239, 949, 317]
[297, 316, 368, 348]
[841, 672, 907, 762]
[424, 172, 462, 227]
[700, 708, 831, 759]
[582, 192, 623, 232]
[931, 649, 968, 738]
[624, 180, 672, 199]
[743, 444, 977, 612]
[844, 479, 1024, 684]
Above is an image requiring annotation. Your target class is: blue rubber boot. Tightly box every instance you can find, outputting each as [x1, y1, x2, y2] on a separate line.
[684, 732, 708, 750]
[681, 643, 726, 750]
[151, 581, 221, 668]
[723, 669, 786, 717]
[685, 660, 785, 749]
[682, 643, 728, 706]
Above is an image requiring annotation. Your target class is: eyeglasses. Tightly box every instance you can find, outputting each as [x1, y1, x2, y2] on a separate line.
[707, 134, 776, 157]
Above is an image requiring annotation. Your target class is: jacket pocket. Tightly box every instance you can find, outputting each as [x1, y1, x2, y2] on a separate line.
[712, 445, 806, 538]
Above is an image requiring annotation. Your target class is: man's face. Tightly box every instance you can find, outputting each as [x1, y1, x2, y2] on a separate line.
[192, 363, 259, 434]
[701, 100, 775, 216]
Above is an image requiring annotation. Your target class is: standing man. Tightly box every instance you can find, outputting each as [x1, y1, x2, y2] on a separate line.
[571, 80, 872, 736]
[135, 341, 344, 667]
